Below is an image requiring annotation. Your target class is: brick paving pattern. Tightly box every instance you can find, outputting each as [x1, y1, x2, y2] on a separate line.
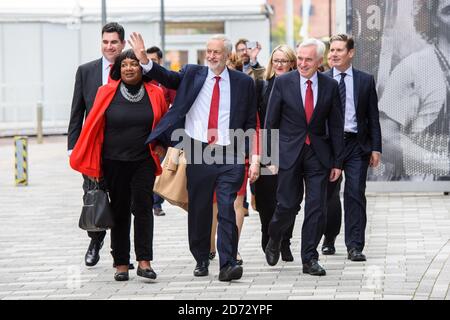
[0, 136, 449, 300]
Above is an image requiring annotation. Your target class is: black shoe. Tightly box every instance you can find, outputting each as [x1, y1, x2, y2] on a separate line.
[236, 252, 243, 265]
[209, 252, 216, 260]
[321, 238, 336, 255]
[193, 260, 209, 277]
[113, 263, 135, 270]
[218, 264, 243, 282]
[265, 238, 281, 266]
[137, 266, 157, 280]
[85, 240, 103, 267]
[280, 243, 294, 262]
[114, 271, 129, 281]
[302, 259, 326, 276]
[153, 208, 166, 216]
[347, 248, 366, 261]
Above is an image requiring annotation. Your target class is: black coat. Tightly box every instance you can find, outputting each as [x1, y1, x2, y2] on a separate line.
[67, 58, 103, 150]
[265, 70, 344, 170]
[324, 67, 382, 154]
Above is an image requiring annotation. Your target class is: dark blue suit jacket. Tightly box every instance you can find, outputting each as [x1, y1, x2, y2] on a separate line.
[144, 63, 257, 149]
[265, 70, 344, 170]
[324, 68, 382, 154]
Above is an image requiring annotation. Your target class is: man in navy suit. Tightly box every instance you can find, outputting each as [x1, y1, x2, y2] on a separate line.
[67, 22, 126, 267]
[321, 34, 382, 261]
[128, 33, 258, 281]
[264, 38, 344, 276]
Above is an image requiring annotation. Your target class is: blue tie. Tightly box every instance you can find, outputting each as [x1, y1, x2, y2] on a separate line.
[339, 73, 347, 111]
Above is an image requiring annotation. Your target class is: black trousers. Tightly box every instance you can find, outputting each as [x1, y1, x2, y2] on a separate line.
[254, 173, 295, 252]
[325, 136, 370, 251]
[183, 138, 245, 269]
[102, 157, 156, 266]
[82, 175, 106, 243]
[268, 144, 329, 263]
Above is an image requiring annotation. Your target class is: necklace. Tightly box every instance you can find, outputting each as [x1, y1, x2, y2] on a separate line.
[120, 83, 145, 102]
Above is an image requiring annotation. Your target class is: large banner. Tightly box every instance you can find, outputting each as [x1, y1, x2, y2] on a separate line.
[351, 0, 450, 182]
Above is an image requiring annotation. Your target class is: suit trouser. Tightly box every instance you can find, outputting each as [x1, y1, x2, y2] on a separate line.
[268, 144, 329, 263]
[325, 136, 370, 251]
[82, 175, 106, 243]
[102, 158, 155, 266]
[254, 173, 295, 252]
[186, 152, 245, 270]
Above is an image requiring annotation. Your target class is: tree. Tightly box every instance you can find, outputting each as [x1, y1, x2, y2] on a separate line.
[271, 16, 303, 48]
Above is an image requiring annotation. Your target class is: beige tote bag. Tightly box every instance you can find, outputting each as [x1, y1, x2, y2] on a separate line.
[153, 147, 188, 211]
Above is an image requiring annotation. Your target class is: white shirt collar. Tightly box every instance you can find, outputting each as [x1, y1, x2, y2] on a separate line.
[207, 67, 230, 82]
[300, 71, 318, 85]
[333, 65, 353, 78]
[102, 56, 113, 71]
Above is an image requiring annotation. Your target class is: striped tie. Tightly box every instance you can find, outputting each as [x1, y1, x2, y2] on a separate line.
[339, 73, 347, 111]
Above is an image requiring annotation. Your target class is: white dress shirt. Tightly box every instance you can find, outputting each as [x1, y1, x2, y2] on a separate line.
[185, 68, 231, 145]
[102, 56, 113, 85]
[300, 72, 318, 108]
[141, 60, 232, 146]
[333, 66, 357, 133]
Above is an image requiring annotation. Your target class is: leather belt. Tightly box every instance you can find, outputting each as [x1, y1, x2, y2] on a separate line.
[344, 132, 357, 139]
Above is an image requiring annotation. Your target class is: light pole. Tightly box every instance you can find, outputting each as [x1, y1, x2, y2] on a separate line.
[101, 0, 107, 26]
[160, 0, 166, 54]
[285, 0, 294, 49]
[329, 0, 332, 37]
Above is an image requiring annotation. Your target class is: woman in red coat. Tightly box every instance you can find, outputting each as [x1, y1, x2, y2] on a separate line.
[70, 49, 168, 281]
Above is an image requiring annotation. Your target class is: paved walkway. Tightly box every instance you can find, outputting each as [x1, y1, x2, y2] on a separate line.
[0, 136, 449, 300]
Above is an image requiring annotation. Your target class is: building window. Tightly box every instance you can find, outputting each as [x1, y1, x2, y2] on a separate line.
[166, 22, 225, 35]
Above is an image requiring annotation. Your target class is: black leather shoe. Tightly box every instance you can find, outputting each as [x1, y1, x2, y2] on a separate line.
[302, 259, 326, 276]
[193, 260, 209, 277]
[85, 240, 103, 267]
[281, 243, 294, 262]
[347, 248, 366, 261]
[265, 238, 281, 266]
[114, 271, 129, 281]
[321, 237, 336, 255]
[218, 264, 243, 282]
[137, 266, 157, 280]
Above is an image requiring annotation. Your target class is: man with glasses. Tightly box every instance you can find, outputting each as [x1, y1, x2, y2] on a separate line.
[235, 38, 266, 80]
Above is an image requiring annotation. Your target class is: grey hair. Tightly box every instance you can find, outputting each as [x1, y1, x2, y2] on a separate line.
[298, 38, 326, 59]
[208, 34, 233, 54]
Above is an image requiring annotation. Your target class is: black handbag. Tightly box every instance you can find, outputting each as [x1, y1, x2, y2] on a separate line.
[79, 182, 114, 232]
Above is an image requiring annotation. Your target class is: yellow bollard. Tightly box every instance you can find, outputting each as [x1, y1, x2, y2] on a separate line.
[14, 136, 28, 186]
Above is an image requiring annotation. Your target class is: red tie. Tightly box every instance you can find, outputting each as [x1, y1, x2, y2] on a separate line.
[304, 79, 313, 145]
[107, 63, 113, 83]
[207, 76, 221, 144]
